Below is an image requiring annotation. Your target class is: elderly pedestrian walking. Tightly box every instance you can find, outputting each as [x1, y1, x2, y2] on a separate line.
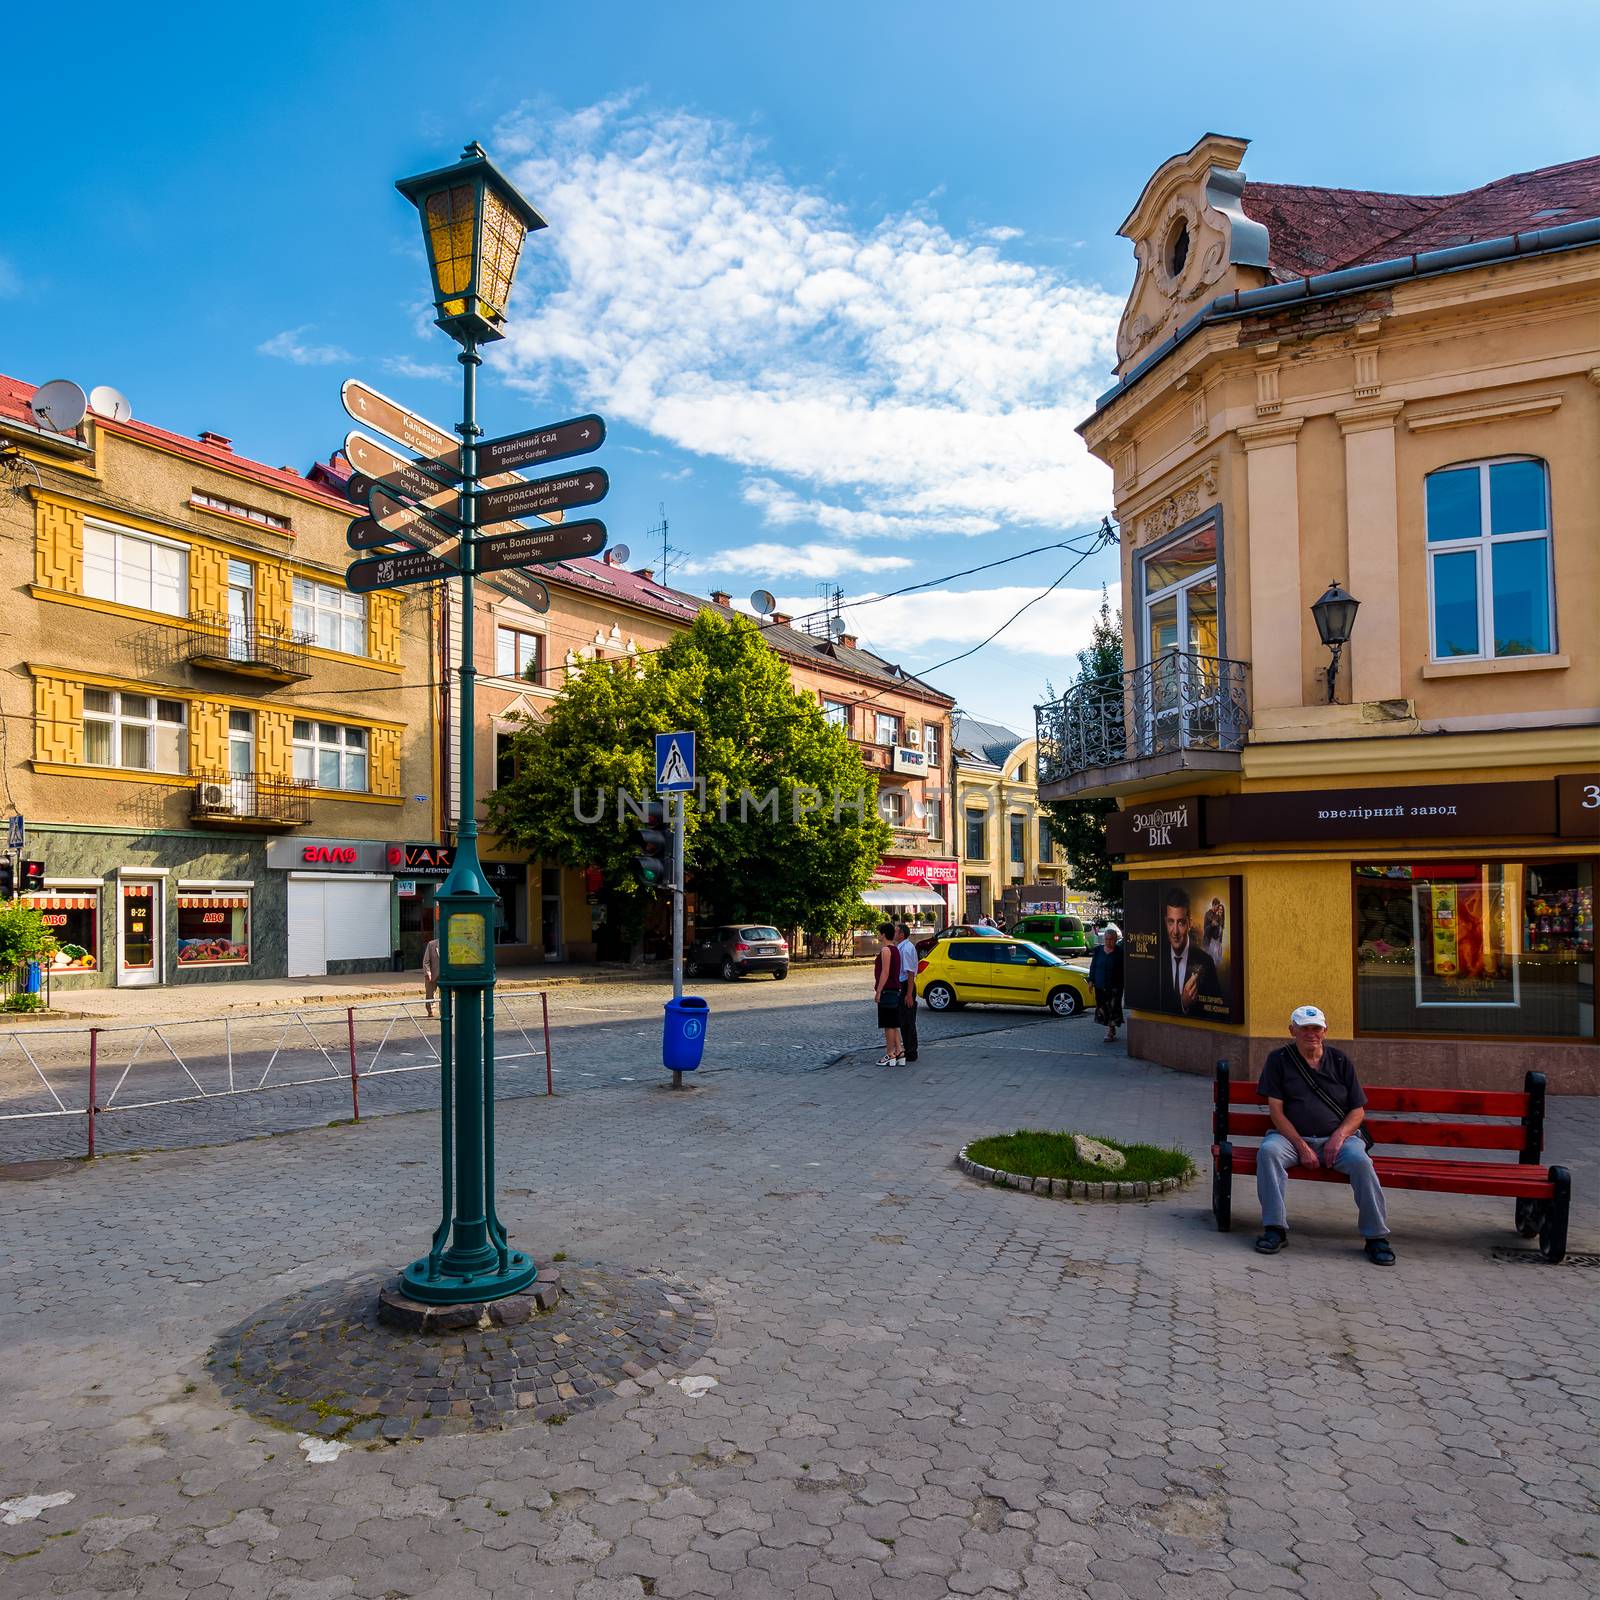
[1088, 923, 1125, 1042]
[873, 922, 905, 1066]
[422, 934, 441, 1019]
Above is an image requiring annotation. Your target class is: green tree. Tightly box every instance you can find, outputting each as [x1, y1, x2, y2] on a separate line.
[1042, 587, 1124, 909]
[487, 610, 892, 942]
[0, 902, 58, 968]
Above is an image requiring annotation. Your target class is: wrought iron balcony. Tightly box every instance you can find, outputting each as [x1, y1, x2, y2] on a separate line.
[184, 613, 313, 683]
[1036, 652, 1250, 798]
[189, 772, 313, 830]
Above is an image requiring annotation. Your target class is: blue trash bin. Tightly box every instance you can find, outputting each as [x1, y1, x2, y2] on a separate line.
[24, 961, 42, 995]
[663, 996, 709, 1072]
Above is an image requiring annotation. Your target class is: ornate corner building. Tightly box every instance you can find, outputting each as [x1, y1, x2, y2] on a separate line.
[1038, 136, 1599, 1091]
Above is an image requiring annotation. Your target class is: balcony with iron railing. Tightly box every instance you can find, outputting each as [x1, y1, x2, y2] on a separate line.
[189, 772, 314, 830]
[184, 613, 313, 683]
[1036, 651, 1251, 800]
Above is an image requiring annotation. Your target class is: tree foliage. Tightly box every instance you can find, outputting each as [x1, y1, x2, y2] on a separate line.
[1042, 588, 1124, 910]
[486, 611, 892, 939]
[0, 902, 57, 968]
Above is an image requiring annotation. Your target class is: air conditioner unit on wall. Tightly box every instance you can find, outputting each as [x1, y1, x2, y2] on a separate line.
[195, 781, 234, 814]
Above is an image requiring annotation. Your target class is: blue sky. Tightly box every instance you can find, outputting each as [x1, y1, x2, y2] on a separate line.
[6, 1, 1596, 732]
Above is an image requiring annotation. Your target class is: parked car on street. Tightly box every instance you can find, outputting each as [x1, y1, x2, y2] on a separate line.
[916, 937, 1092, 1017]
[687, 924, 790, 980]
[1007, 912, 1092, 957]
[913, 922, 1007, 957]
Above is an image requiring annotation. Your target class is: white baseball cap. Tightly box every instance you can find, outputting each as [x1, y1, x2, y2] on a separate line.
[1290, 1005, 1327, 1028]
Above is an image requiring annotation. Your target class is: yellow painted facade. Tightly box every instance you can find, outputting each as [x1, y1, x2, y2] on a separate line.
[1051, 136, 1600, 1092]
[951, 733, 1072, 919]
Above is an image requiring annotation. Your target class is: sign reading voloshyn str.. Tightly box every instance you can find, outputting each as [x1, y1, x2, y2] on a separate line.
[475, 519, 608, 572]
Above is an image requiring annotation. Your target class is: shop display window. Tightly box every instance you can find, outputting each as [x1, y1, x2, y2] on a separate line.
[1355, 861, 1593, 1038]
[176, 891, 251, 966]
[27, 892, 100, 971]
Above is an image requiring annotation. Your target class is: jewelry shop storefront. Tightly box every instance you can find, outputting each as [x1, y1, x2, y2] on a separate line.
[1110, 775, 1597, 1092]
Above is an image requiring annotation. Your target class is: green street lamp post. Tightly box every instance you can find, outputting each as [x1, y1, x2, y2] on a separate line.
[393, 143, 548, 1304]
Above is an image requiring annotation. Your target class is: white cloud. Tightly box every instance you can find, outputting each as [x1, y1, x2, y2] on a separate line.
[258, 326, 352, 366]
[982, 225, 1023, 242]
[494, 100, 1118, 532]
[382, 355, 454, 381]
[741, 477, 997, 538]
[685, 542, 914, 580]
[764, 584, 1104, 663]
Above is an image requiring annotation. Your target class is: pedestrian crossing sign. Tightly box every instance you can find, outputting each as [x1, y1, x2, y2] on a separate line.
[655, 731, 696, 793]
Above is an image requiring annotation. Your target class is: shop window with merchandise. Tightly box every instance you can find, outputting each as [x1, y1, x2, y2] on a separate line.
[176, 891, 251, 968]
[1354, 861, 1594, 1039]
[25, 891, 101, 973]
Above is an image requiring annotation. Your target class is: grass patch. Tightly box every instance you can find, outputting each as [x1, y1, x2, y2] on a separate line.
[965, 1130, 1194, 1186]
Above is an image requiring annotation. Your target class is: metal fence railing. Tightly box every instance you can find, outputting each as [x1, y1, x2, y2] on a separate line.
[0, 992, 554, 1158]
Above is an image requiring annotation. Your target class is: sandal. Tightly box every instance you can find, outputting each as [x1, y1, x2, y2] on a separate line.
[1254, 1226, 1288, 1254]
[1364, 1237, 1396, 1266]
[877, 1055, 893, 1067]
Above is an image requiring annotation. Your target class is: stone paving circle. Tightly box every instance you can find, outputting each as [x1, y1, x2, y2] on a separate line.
[957, 1140, 1195, 1199]
[208, 1260, 714, 1442]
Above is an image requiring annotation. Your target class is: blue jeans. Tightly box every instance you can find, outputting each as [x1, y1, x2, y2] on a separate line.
[1256, 1130, 1390, 1239]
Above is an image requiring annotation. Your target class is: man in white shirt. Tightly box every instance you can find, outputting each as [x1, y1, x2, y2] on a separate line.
[896, 922, 920, 1063]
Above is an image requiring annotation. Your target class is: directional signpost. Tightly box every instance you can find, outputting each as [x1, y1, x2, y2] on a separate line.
[346, 547, 462, 593]
[476, 467, 608, 524]
[475, 518, 608, 572]
[479, 414, 604, 475]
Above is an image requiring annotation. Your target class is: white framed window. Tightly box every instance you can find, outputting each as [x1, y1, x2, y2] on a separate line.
[83, 523, 188, 616]
[82, 689, 187, 772]
[875, 712, 900, 747]
[880, 789, 906, 825]
[821, 699, 850, 732]
[292, 719, 368, 791]
[1425, 457, 1554, 660]
[293, 577, 367, 655]
[495, 626, 541, 680]
[923, 723, 941, 763]
[928, 795, 944, 839]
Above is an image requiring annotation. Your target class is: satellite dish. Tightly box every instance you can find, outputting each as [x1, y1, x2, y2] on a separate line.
[88, 385, 133, 422]
[830, 616, 848, 639]
[749, 588, 776, 616]
[605, 542, 631, 568]
[30, 380, 88, 434]
[912, 799, 927, 819]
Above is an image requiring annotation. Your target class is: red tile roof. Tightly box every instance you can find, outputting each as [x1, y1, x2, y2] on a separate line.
[0, 371, 353, 512]
[1241, 153, 1600, 280]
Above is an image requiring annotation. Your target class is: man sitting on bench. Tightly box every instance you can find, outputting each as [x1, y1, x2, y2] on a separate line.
[1256, 1005, 1395, 1266]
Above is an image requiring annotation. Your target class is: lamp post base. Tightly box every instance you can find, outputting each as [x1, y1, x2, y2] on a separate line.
[398, 1249, 538, 1306]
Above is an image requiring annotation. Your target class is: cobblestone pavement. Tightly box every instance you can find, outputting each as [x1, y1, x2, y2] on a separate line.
[0, 969, 1067, 1161]
[2, 1022, 1596, 1600]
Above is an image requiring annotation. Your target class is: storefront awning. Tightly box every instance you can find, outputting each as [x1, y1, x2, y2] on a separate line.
[863, 886, 947, 909]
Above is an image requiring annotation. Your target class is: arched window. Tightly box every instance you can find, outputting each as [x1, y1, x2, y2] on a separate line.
[1425, 457, 1554, 660]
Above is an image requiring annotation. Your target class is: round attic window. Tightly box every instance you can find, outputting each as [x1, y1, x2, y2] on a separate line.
[1165, 218, 1190, 279]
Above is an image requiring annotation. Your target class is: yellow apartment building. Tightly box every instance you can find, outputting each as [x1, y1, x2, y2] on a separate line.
[1039, 137, 1599, 1091]
[0, 373, 433, 986]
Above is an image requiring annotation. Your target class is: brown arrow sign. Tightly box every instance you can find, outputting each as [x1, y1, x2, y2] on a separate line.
[346, 547, 460, 593]
[342, 380, 460, 466]
[347, 516, 422, 553]
[476, 519, 607, 573]
[479, 414, 605, 475]
[482, 570, 550, 613]
[476, 468, 609, 524]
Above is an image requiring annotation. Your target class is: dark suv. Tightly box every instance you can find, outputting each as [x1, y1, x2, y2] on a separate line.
[687, 924, 790, 980]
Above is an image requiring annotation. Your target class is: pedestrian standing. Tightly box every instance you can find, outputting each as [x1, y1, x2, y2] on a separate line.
[1089, 924, 1125, 1042]
[873, 922, 904, 1066]
[422, 934, 440, 1019]
[895, 921, 920, 1063]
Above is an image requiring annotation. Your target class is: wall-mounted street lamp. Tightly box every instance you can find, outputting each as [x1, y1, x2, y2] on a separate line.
[388, 144, 545, 1306]
[1311, 580, 1360, 704]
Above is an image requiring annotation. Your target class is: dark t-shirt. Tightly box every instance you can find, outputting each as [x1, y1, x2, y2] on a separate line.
[1258, 1044, 1367, 1138]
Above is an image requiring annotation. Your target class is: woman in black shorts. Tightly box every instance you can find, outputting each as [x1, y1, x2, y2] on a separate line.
[873, 922, 904, 1066]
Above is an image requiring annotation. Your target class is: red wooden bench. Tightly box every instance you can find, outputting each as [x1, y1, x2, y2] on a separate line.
[1211, 1062, 1572, 1263]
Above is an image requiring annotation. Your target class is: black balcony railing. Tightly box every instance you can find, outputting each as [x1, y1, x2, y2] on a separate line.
[1037, 652, 1251, 787]
[189, 772, 313, 829]
[184, 613, 313, 682]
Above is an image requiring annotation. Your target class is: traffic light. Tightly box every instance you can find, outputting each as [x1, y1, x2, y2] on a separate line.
[21, 861, 44, 892]
[0, 859, 11, 900]
[637, 800, 670, 888]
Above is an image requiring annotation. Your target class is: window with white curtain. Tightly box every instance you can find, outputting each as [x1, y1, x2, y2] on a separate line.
[292, 577, 367, 655]
[292, 720, 368, 791]
[82, 689, 187, 772]
[83, 524, 188, 616]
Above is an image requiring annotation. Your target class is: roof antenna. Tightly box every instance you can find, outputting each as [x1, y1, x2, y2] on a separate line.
[646, 502, 685, 582]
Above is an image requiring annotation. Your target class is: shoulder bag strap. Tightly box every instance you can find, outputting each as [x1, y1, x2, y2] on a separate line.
[1287, 1048, 1375, 1150]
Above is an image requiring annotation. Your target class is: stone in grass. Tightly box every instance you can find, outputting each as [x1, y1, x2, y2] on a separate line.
[1071, 1134, 1127, 1173]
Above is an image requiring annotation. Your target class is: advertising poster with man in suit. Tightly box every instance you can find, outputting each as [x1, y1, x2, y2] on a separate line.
[1123, 876, 1243, 1023]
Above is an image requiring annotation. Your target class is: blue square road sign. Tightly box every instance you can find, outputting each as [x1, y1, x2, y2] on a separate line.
[655, 732, 696, 793]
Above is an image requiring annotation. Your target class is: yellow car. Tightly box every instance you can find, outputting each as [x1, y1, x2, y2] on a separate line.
[916, 937, 1093, 1018]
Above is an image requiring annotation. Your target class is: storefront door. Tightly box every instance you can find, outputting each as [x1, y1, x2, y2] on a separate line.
[118, 881, 162, 987]
[540, 867, 563, 960]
